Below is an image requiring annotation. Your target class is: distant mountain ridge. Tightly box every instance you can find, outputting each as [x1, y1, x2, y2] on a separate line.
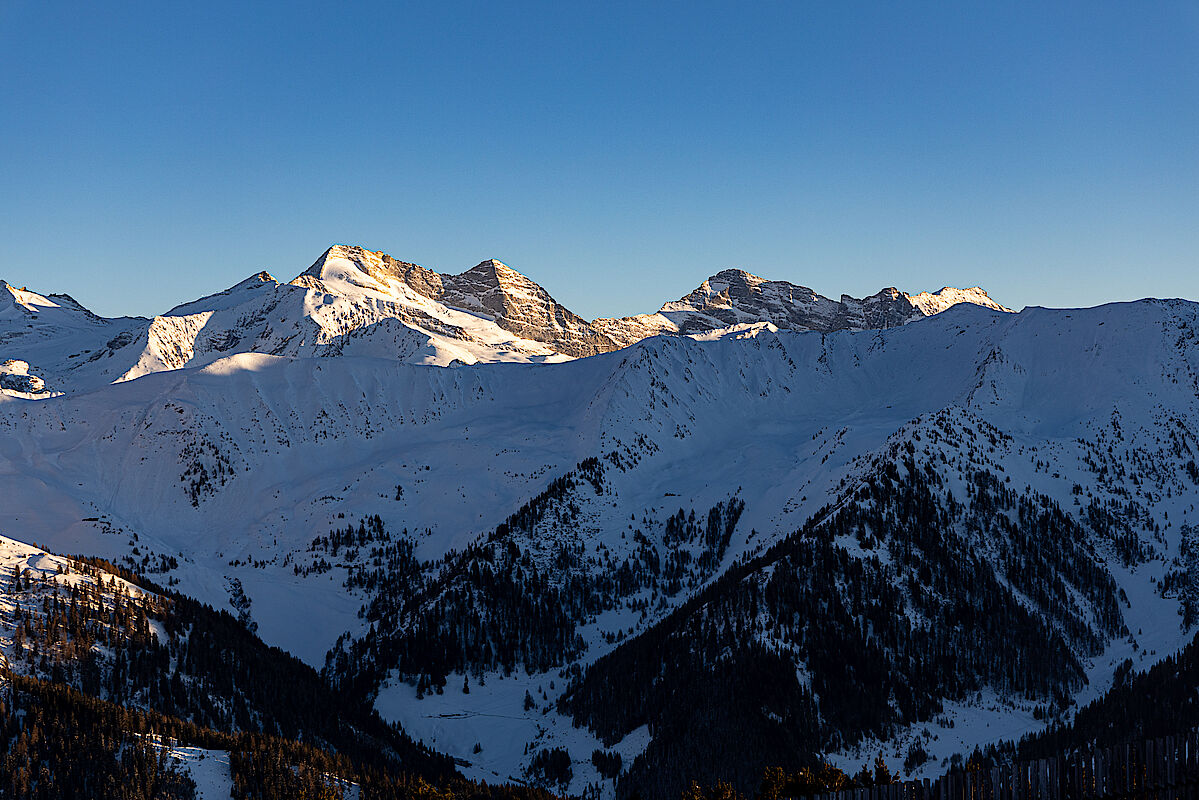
[593, 268, 1010, 347]
[0, 244, 1010, 395]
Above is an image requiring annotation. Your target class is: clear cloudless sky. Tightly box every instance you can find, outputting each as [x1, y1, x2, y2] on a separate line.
[1, 1, 1197, 319]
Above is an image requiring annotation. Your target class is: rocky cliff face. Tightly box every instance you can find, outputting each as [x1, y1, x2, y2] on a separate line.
[302, 246, 622, 358]
[435, 259, 623, 358]
[0, 359, 47, 393]
[593, 269, 1011, 346]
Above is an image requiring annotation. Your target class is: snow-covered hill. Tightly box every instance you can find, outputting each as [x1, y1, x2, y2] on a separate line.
[2, 262, 1195, 797]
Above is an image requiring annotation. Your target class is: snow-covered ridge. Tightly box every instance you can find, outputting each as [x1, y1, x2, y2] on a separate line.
[593, 270, 1011, 346]
[1, 245, 1010, 395]
[907, 286, 1011, 316]
[0, 279, 105, 320]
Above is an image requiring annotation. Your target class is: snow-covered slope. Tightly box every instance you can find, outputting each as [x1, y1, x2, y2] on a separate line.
[9, 247, 1194, 797]
[0, 531, 450, 790]
[0, 535, 157, 677]
[300, 246, 622, 358]
[0, 279, 146, 395]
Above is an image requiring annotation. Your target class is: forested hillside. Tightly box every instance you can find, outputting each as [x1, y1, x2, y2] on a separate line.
[0, 537, 461, 795]
[560, 414, 1134, 797]
[0, 669, 565, 800]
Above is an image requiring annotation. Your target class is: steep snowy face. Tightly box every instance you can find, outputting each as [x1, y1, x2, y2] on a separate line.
[289, 245, 587, 363]
[592, 269, 1012, 346]
[299, 244, 440, 294]
[164, 270, 279, 316]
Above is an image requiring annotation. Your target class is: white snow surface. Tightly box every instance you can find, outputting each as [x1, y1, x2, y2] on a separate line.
[153, 742, 235, 800]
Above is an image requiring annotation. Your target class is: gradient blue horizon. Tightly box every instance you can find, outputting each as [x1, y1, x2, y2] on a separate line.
[2, 1, 1197, 320]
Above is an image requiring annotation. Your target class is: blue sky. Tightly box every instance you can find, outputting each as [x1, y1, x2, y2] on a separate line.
[1, 1, 1196, 319]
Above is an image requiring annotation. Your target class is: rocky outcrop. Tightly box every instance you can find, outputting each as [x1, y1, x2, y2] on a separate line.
[0, 359, 47, 393]
[434, 259, 621, 358]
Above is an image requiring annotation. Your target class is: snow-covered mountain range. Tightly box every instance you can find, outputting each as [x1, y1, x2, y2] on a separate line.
[2, 245, 1194, 799]
[0, 244, 1008, 397]
[593, 269, 1009, 347]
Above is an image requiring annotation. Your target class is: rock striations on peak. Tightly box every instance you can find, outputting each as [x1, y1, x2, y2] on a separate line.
[303, 246, 621, 357]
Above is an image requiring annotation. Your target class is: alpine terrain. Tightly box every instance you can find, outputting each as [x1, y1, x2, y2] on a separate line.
[2, 245, 1196, 799]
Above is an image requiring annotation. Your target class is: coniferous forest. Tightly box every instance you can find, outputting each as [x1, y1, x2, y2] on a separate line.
[0, 669, 564, 800]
